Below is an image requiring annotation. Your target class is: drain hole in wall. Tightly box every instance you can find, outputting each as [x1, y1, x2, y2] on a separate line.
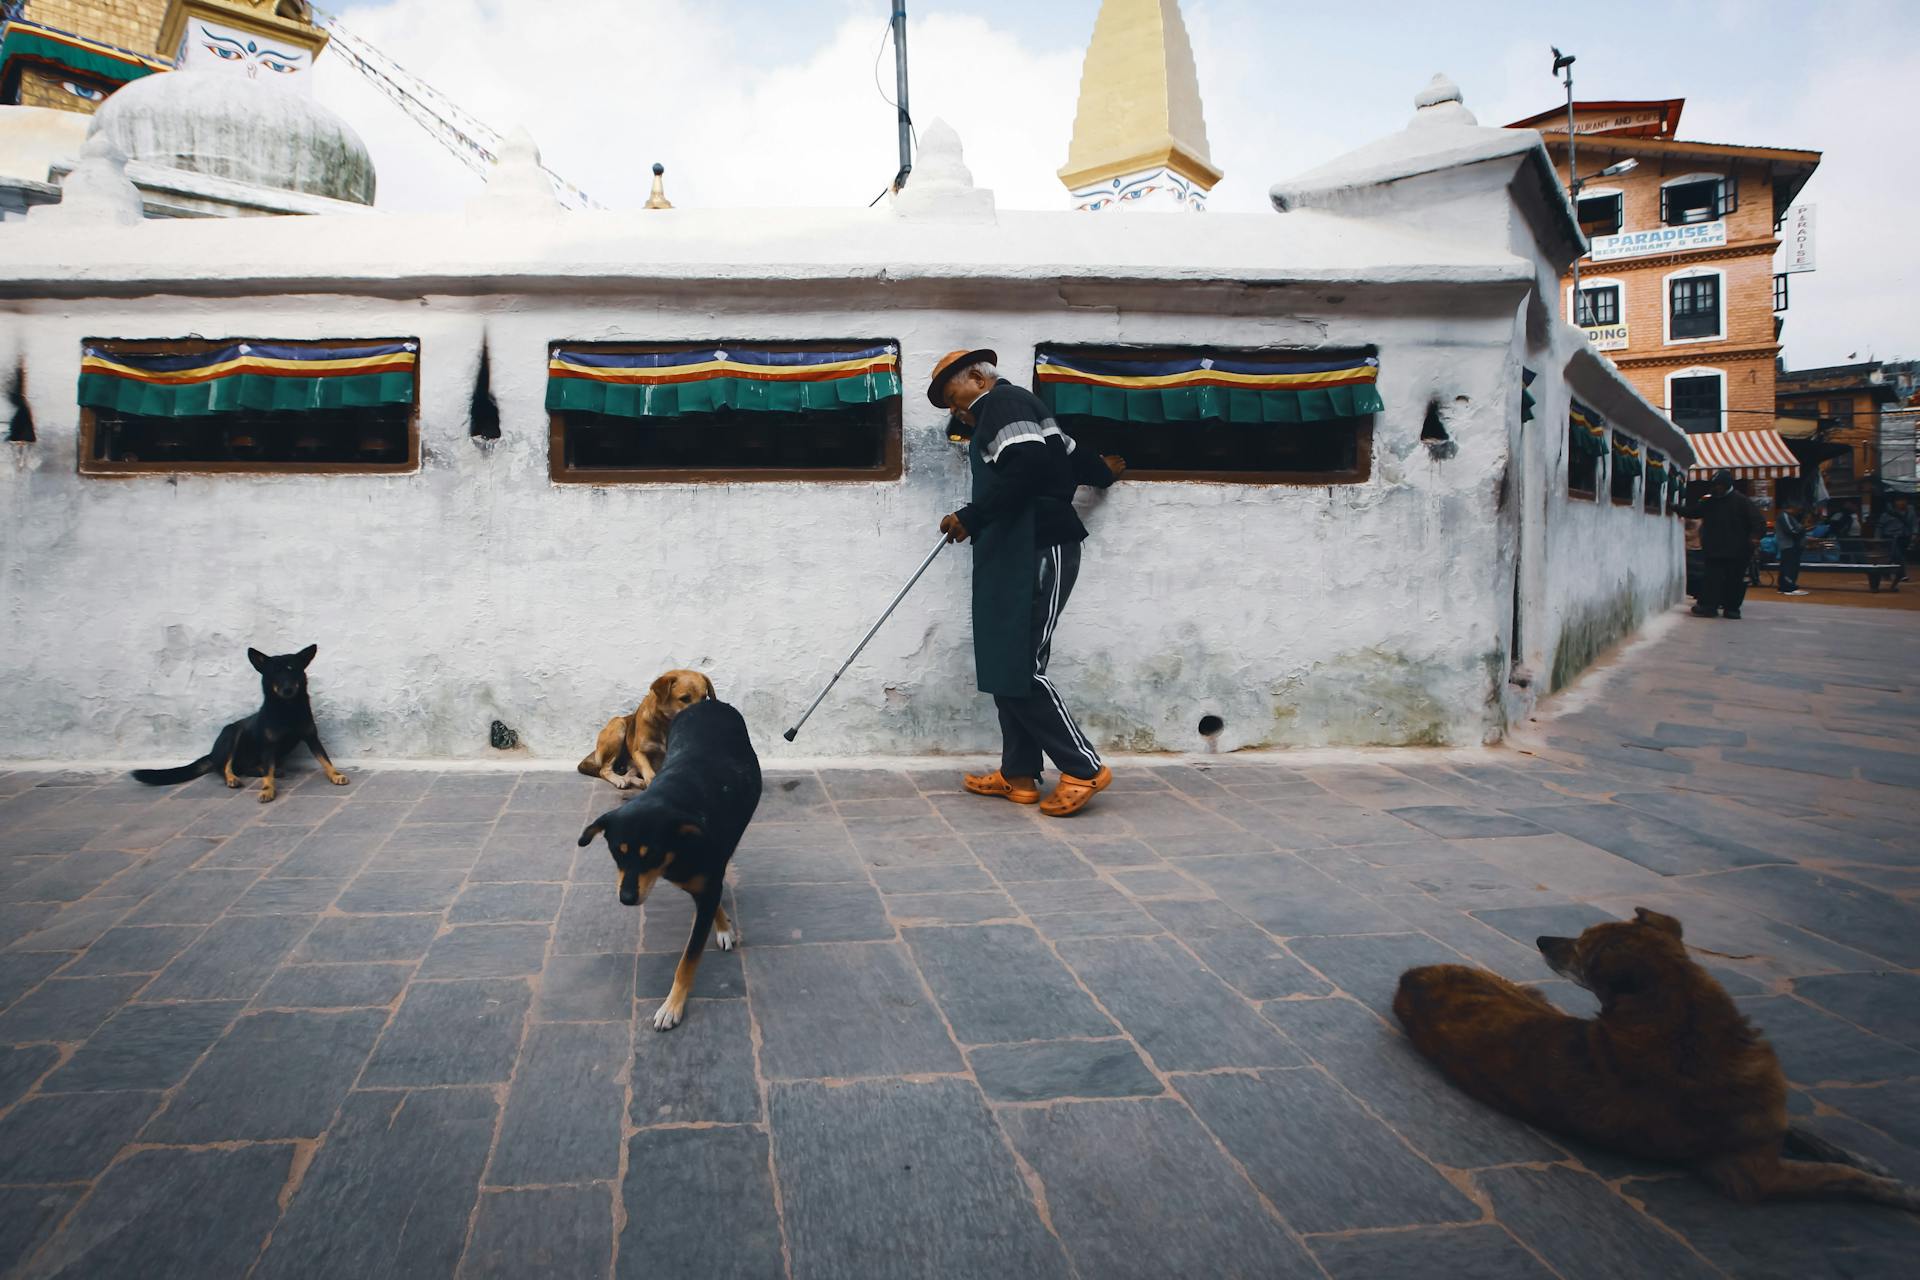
[489, 720, 519, 750]
[1421, 401, 1449, 442]
[1198, 714, 1224, 739]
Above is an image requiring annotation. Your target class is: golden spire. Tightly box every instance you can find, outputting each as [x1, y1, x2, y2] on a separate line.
[1059, 0, 1223, 196]
[645, 163, 673, 210]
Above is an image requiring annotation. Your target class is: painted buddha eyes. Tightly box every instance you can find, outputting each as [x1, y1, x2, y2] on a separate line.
[204, 42, 245, 60]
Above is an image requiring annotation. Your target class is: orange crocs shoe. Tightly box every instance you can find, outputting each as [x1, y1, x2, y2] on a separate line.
[963, 769, 1041, 804]
[1040, 765, 1112, 817]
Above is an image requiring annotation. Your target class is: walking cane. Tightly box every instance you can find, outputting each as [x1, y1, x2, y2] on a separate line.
[784, 537, 950, 742]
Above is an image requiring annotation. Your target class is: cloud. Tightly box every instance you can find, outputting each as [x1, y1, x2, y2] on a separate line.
[311, 0, 1917, 367]
[315, 1, 1083, 212]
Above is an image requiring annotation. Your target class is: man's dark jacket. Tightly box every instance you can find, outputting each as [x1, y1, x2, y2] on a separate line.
[954, 380, 1114, 697]
[1686, 488, 1767, 560]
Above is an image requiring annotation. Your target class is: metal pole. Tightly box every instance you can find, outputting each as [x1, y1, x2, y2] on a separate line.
[784, 537, 948, 742]
[891, 1, 913, 191]
[1563, 56, 1581, 315]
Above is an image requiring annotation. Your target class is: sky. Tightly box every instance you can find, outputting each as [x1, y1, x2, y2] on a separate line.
[311, 0, 1920, 369]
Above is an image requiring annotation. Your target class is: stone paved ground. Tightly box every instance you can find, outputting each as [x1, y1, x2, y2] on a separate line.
[2, 600, 1918, 1279]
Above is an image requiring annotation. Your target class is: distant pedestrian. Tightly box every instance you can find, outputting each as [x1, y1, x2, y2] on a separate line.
[1685, 470, 1766, 619]
[1773, 501, 1809, 596]
[1876, 496, 1914, 584]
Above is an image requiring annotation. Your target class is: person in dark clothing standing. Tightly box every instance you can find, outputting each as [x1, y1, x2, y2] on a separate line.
[929, 348, 1123, 817]
[1684, 469, 1767, 618]
[1875, 496, 1914, 584]
[1773, 500, 1810, 596]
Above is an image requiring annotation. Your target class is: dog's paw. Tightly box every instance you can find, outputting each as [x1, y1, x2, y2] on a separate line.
[328, 773, 349, 787]
[257, 790, 276, 805]
[714, 926, 737, 952]
[651, 1000, 685, 1031]
[225, 777, 242, 789]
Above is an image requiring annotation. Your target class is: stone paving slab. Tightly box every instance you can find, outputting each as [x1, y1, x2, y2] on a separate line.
[1, 600, 1918, 1276]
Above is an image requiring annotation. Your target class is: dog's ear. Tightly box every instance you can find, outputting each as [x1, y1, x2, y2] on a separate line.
[1633, 907, 1684, 939]
[294, 644, 318, 669]
[247, 648, 269, 673]
[578, 815, 611, 848]
[698, 673, 715, 699]
[649, 674, 676, 703]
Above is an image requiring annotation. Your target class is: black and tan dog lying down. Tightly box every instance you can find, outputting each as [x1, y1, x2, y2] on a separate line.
[1395, 908, 1919, 1212]
[578, 696, 761, 1031]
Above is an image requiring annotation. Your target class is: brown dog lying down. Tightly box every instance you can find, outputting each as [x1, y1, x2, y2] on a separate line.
[577, 670, 715, 790]
[1395, 908, 1919, 1212]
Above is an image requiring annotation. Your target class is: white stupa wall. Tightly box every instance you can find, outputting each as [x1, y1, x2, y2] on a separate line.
[0, 101, 1687, 764]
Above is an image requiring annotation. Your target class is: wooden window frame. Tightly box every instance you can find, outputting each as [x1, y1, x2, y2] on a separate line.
[1610, 436, 1639, 507]
[546, 339, 904, 485]
[78, 336, 420, 478]
[1033, 343, 1375, 486]
[1568, 428, 1600, 502]
[1576, 191, 1623, 237]
[1668, 371, 1724, 435]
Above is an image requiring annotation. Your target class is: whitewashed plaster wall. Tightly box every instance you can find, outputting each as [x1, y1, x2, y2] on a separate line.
[0, 275, 1556, 763]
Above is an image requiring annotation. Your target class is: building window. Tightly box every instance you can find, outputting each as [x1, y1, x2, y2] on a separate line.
[1610, 435, 1642, 506]
[1826, 398, 1855, 432]
[545, 341, 903, 483]
[1773, 273, 1789, 312]
[1660, 175, 1734, 226]
[1032, 346, 1379, 483]
[1575, 285, 1620, 326]
[78, 338, 419, 476]
[1827, 449, 1855, 482]
[1577, 192, 1623, 237]
[1568, 403, 1605, 500]
[1669, 274, 1721, 340]
[1669, 373, 1723, 434]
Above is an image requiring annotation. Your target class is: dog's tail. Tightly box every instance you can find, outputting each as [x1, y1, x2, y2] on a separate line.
[131, 756, 215, 786]
[576, 754, 601, 778]
[578, 813, 612, 847]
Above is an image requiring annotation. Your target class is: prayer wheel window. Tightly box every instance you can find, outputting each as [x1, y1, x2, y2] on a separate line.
[1031, 346, 1378, 484]
[77, 338, 419, 476]
[545, 341, 903, 484]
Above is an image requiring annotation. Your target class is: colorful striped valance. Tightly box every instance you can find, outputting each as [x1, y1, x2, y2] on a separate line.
[1612, 436, 1643, 478]
[547, 344, 900, 419]
[1033, 350, 1383, 424]
[0, 21, 171, 87]
[78, 342, 418, 417]
[1569, 401, 1608, 458]
[1645, 455, 1668, 495]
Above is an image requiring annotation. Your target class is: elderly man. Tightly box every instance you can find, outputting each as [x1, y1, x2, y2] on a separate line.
[1684, 469, 1766, 619]
[928, 348, 1123, 817]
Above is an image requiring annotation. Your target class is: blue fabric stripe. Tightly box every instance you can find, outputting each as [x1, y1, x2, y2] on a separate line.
[85, 342, 415, 372]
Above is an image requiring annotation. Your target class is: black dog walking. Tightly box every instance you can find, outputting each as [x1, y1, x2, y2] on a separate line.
[578, 696, 761, 1030]
[131, 645, 348, 804]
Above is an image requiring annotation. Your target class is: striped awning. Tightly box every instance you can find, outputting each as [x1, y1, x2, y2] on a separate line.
[1685, 429, 1801, 479]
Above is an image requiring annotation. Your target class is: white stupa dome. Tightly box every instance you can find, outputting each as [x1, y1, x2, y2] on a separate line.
[86, 69, 374, 205]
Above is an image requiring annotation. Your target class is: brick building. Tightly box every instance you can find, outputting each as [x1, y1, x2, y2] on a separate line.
[1508, 100, 1819, 458]
[1777, 361, 1901, 502]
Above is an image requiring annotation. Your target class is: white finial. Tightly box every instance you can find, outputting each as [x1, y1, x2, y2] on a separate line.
[1410, 73, 1478, 128]
[35, 135, 143, 226]
[893, 119, 994, 220]
[469, 126, 563, 215]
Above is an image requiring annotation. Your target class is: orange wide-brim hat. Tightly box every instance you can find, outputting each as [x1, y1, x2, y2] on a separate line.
[926, 347, 998, 408]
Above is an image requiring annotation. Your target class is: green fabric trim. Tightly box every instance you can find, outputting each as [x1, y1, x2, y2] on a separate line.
[1038, 380, 1383, 424]
[1569, 424, 1607, 458]
[0, 29, 165, 85]
[78, 371, 416, 417]
[546, 370, 900, 418]
[1611, 445, 1643, 478]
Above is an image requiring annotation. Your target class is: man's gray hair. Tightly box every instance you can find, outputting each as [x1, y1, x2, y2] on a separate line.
[966, 360, 998, 382]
